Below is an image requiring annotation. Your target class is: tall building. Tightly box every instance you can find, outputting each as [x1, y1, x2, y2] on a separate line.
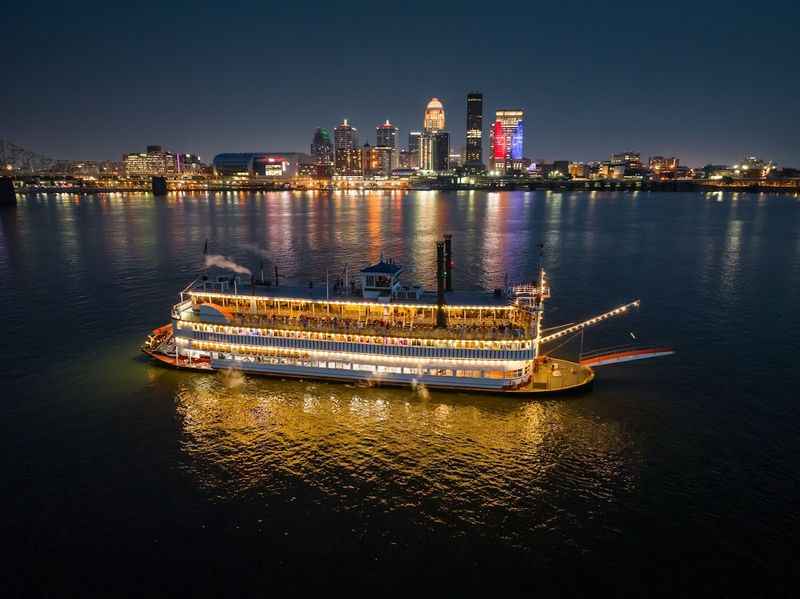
[465, 92, 484, 171]
[490, 110, 524, 172]
[376, 120, 398, 149]
[407, 131, 422, 169]
[408, 131, 421, 153]
[423, 98, 446, 131]
[376, 120, 399, 170]
[420, 131, 449, 173]
[419, 98, 449, 172]
[334, 119, 360, 175]
[311, 128, 333, 165]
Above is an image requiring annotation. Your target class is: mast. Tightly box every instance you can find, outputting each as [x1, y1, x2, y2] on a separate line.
[534, 243, 546, 359]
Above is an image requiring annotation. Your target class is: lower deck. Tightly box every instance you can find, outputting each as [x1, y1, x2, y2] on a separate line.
[144, 335, 593, 396]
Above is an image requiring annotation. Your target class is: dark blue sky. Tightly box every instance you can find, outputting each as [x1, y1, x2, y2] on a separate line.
[4, 1, 799, 166]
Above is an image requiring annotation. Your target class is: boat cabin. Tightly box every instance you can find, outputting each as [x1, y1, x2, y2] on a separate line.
[359, 257, 402, 300]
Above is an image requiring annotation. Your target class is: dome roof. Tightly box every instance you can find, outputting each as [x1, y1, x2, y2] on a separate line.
[426, 97, 443, 110]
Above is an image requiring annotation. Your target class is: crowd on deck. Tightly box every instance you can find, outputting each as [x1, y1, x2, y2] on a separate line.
[217, 311, 529, 341]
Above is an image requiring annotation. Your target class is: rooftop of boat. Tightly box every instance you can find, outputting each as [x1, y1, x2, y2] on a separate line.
[186, 278, 514, 309]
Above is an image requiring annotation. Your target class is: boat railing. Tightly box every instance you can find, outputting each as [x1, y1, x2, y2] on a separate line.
[178, 310, 528, 341]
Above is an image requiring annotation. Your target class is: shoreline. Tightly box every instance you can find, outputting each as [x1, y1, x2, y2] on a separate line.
[13, 179, 800, 195]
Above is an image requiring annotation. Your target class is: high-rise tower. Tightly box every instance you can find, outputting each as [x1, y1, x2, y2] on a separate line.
[311, 128, 333, 165]
[465, 93, 484, 172]
[376, 120, 399, 171]
[376, 120, 398, 149]
[423, 98, 446, 131]
[334, 119, 360, 175]
[420, 98, 449, 172]
[490, 110, 524, 172]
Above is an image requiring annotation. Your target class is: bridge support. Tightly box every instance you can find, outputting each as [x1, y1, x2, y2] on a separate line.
[152, 176, 168, 196]
[0, 177, 16, 206]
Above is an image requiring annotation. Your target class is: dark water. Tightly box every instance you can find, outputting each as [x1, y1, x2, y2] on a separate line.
[2, 190, 799, 594]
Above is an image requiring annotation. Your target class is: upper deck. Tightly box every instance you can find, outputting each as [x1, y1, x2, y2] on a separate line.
[178, 277, 539, 341]
[177, 246, 547, 342]
[185, 277, 512, 308]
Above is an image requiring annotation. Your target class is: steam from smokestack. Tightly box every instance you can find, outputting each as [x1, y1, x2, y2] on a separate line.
[204, 254, 252, 275]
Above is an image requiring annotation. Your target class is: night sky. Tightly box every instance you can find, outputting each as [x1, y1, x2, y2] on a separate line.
[4, 1, 799, 167]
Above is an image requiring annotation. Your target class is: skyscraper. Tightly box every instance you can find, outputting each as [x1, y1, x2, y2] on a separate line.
[465, 93, 484, 171]
[310, 128, 333, 165]
[423, 98, 446, 131]
[334, 119, 359, 175]
[376, 120, 399, 171]
[376, 120, 398, 149]
[420, 131, 449, 173]
[490, 110, 524, 172]
[420, 98, 449, 172]
[408, 131, 421, 153]
[407, 131, 422, 169]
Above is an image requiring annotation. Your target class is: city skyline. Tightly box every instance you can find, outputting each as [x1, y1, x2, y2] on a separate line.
[3, 3, 799, 166]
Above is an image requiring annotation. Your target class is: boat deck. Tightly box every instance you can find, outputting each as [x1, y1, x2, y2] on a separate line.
[504, 358, 594, 396]
[189, 280, 513, 308]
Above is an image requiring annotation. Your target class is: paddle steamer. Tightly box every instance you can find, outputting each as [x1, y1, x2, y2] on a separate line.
[143, 237, 669, 395]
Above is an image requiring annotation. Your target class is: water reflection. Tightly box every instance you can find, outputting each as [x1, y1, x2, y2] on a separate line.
[171, 373, 638, 540]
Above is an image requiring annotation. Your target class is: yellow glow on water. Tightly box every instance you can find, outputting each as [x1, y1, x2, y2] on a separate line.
[168, 373, 636, 525]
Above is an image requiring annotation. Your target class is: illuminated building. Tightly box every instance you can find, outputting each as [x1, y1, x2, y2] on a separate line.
[648, 156, 679, 173]
[399, 150, 417, 170]
[361, 143, 392, 177]
[408, 131, 422, 152]
[419, 98, 449, 172]
[337, 148, 362, 177]
[420, 131, 449, 173]
[423, 97, 446, 131]
[551, 160, 569, 178]
[407, 131, 422, 169]
[490, 110, 524, 173]
[123, 145, 179, 176]
[464, 92, 484, 172]
[334, 119, 360, 175]
[375, 120, 399, 170]
[608, 152, 646, 178]
[177, 154, 205, 174]
[568, 162, 590, 178]
[611, 152, 641, 166]
[376, 120, 398, 149]
[212, 153, 310, 177]
[731, 156, 775, 178]
[311, 128, 333, 165]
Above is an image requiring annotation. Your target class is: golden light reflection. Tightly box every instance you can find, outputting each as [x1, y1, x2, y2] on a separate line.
[169, 373, 637, 527]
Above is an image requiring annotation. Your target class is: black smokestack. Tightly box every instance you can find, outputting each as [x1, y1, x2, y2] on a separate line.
[436, 240, 447, 328]
[444, 234, 453, 292]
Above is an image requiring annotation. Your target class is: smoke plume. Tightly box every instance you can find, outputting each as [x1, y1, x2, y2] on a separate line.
[204, 254, 252, 275]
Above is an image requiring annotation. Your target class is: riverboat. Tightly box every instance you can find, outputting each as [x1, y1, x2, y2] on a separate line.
[143, 237, 670, 395]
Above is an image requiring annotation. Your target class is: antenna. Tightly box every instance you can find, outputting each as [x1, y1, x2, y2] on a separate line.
[537, 242, 545, 284]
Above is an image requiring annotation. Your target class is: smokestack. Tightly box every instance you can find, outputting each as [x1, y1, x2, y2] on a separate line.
[444, 234, 453, 292]
[436, 240, 447, 328]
